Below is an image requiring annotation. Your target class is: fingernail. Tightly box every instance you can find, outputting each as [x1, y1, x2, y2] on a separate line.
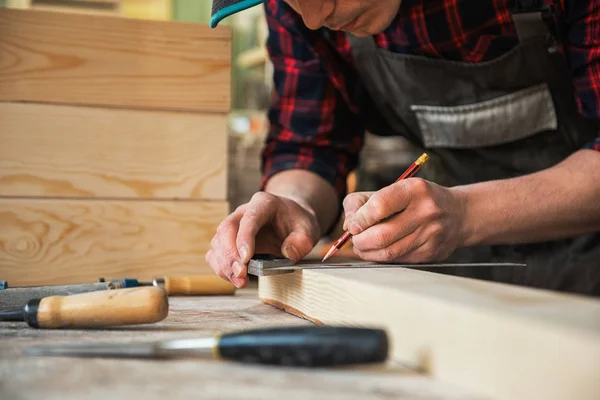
[348, 221, 362, 235]
[238, 244, 249, 262]
[343, 212, 353, 231]
[233, 277, 248, 289]
[233, 261, 245, 278]
[282, 245, 299, 261]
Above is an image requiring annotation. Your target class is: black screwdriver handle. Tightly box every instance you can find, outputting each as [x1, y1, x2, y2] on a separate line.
[217, 326, 389, 367]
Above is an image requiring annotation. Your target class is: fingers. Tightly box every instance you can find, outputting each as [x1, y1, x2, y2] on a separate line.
[353, 217, 446, 263]
[208, 211, 247, 288]
[206, 247, 248, 288]
[281, 230, 315, 262]
[351, 211, 420, 252]
[342, 192, 373, 231]
[353, 229, 426, 263]
[347, 181, 413, 235]
[205, 250, 226, 281]
[236, 192, 277, 264]
[205, 248, 248, 288]
[208, 191, 321, 287]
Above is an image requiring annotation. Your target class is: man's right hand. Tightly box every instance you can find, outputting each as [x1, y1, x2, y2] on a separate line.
[206, 192, 321, 288]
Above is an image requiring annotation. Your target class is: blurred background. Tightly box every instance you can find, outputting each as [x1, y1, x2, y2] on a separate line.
[1, 0, 437, 260]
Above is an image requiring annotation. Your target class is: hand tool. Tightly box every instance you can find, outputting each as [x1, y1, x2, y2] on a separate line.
[322, 152, 430, 261]
[0, 275, 233, 310]
[247, 254, 527, 277]
[149, 275, 236, 296]
[0, 287, 168, 329]
[25, 326, 388, 367]
[0, 279, 140, 312]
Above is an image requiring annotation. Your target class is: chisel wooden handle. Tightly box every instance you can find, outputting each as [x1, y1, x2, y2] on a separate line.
[155, 276, 236, 296]
[25, 287, 168, 329]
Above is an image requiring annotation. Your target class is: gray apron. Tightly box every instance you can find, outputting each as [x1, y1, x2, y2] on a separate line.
[347, 3, 600, 296]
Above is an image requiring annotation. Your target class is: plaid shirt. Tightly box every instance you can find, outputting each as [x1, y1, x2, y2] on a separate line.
[260, 0, 600, 200]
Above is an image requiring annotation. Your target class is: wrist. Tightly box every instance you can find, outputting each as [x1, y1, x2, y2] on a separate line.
[450, 185, 486, 248]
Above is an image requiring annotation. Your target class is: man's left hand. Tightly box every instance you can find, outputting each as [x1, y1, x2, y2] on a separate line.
[343, 178, 467, 263]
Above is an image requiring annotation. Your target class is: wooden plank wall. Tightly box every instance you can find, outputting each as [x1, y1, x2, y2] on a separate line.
[0, 8, 231, 112]
[0, 8, 231, 285]
[0, 103, 227, 200]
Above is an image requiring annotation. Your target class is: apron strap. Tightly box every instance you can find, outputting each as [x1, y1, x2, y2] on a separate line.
[511, 0, 552, 42]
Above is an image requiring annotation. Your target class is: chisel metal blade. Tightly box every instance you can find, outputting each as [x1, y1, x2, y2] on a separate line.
[26, 341, 157, 358]
[25, 337, 218, 359]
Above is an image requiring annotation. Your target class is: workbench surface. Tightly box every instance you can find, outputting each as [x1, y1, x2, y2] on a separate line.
[0, 285, 482, 400]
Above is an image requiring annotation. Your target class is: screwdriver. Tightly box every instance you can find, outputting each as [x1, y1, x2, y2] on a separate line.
[0, 287, 168, 329]
[25, 326, 389, 367]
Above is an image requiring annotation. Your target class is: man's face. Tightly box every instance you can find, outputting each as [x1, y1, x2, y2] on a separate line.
[283, 0, 402, 37]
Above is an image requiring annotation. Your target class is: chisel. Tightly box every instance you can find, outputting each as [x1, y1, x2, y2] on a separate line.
[25, 326, 389, 367]
[0, 275, 234, 311]
[150, 275, 236, 296]
[0, 287, 168, 329]
[0, 279, 139, 312]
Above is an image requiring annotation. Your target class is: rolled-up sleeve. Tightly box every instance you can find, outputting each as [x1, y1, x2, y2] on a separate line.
[563, 0, 600, 150]
[260, 0, 365, 200]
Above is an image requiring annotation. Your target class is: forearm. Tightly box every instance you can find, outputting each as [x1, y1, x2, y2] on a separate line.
[455, 149, 600, 246]
[264, 169, 339, 236]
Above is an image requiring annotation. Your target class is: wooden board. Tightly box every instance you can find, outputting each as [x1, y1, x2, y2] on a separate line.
[0, 289, 485, 400]
[259, 268, 600, 400]
[0, 102, 227, 200]
[29, 0, 121, 16]
[0, 198, 228, 285]
[0, 8, 231, 112]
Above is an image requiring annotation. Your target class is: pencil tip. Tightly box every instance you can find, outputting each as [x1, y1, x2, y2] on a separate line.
[322, 247, 337, 263]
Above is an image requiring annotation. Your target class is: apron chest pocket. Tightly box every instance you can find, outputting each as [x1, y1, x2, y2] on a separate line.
[410, 83, 557, 149]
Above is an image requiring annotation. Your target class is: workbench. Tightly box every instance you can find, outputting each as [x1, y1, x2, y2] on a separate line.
[0, 284, 483, 400]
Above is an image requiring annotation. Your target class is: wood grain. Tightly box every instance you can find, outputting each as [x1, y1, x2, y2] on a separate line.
[0, 198, 229, 285]
[259, 268, 600, 400]
[0, 8, 231, 112]
[0, 102, 228, 200]
[0, 291, 485, 400]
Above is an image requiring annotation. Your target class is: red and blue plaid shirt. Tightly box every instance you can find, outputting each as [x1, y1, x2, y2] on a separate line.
[260, 0, 600, 199]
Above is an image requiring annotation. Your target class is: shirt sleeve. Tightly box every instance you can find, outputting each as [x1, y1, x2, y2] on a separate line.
[259, 0, 365, 224]
[562, 0, 600, 150]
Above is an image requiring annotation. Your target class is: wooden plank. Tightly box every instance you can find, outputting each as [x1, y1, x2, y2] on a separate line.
[0, 102, 227, 200]
[31, 0, 121, 16]
[36, 0, 121, 4]
[0, 198, 228, 285]
[0, 8, 231, 112]
[29, 5, 119, 16]
[0, 291, 485, 400]
[121, 0, 171, 21]
[6, 0, 32, 8]
[259, 268, 600, 400]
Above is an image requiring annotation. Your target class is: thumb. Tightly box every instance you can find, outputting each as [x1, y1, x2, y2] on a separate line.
[342, 192, 373, 230]
[280, 231, 315, 262]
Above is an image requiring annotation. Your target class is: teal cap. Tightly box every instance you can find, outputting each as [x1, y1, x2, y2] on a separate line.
[210, 0, 264, 28]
